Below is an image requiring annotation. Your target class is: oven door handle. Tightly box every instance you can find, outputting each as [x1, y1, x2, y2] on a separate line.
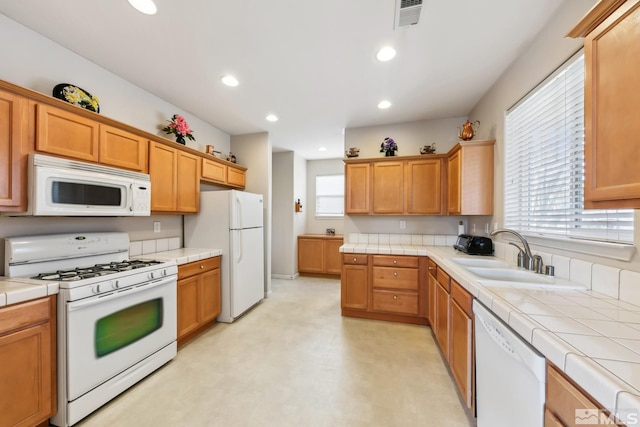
[68, 276, 176, 311]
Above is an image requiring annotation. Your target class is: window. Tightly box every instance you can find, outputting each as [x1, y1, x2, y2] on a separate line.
[316, 174, 344, 217]
[505, 51, 633, 243]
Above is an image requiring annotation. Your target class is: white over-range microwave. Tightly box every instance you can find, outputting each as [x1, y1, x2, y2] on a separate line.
[7, 153, 151, 216]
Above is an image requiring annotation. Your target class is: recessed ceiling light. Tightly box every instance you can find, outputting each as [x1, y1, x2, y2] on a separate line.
[376, 46, 396, 62]
[266, 114, 278, 122]
[318, 147, 327, 152]
[378, 100, 392, 109]
[221, 75, 239, 87]
[127, 0, 157, 15]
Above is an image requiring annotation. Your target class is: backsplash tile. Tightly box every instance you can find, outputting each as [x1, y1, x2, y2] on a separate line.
[142, 240, 156, 255]
[156, 238, 169, 252]
[129, 241, 142, 256]
[570, 259, 593, 288]
[592, 264, 621, 299]
[551, 254, 570, 280]
[620, 270, 640, 307]
[130, 237, 182, 256]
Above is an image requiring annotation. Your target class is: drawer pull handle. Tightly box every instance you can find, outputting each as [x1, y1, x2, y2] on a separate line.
[393, 295, 398, 300]
[428, 266, 434, 270]
[393, 259, 397, 264]
[200, 265, 205, 269]
[353, 258, 357, 262]
[393, 272, 398, 277]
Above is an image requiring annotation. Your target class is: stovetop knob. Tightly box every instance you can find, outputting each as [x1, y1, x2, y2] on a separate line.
[148, 271, 155, 280]
[92, 284, 101, 294]
[112, 280, 120, 290]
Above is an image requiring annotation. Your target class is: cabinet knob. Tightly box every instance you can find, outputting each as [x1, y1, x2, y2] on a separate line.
[393, 259, 397, 264]
[393, 295, 398, 300]
[428, 266, 434, 270]
[353, 257, 357, 262]
[200, 265, 204, 269]
[393, 271, 398, 277]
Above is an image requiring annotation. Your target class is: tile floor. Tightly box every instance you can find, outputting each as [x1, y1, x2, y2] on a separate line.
[76, 276, 471, 427]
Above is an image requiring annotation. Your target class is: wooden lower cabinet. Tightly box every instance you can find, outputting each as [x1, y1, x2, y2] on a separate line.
[449, 279, 474, 410]
[0, 296, 57, 427]
[177, 257, 221, 347]
[434, 279, 450, 359]
[341, 254, 369, 310]
[297, 235, 343, 276]
[341, 254, 427, 325]
[427, 259, 437, 327]
[545, 362, 625, 426]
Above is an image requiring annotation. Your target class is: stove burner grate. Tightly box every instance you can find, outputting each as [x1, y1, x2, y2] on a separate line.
[30, 260, 164, 281]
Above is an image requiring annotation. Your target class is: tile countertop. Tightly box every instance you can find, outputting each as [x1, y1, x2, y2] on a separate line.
[136, 248, 222, 266]
[341, 242, 640, 418]
[0, 277, 59, 308]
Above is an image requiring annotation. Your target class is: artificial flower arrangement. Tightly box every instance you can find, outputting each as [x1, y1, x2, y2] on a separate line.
[59, 85, 100, 113]
[162, 114, 195, 143]
[380, 137, 398, 156]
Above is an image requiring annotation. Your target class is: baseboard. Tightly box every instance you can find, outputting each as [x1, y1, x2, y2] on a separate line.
[271, 273, 299, 280]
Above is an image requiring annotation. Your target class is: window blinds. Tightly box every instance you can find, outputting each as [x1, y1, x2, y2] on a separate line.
[504, 52, 633, 243]
[316, 174, 344, 216]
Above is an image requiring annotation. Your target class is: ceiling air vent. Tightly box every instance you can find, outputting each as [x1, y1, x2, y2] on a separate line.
[395, 0, 423, 28]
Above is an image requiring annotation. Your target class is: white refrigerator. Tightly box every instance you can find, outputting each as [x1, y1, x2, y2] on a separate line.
[184, 190, 265, 323]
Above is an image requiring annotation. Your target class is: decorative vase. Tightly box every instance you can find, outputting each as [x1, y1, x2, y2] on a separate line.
[385, 150, 395, 157]
[176, 135, 186, 145]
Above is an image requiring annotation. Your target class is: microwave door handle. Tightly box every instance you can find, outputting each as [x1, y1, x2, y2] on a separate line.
[128, 183, 133, 211]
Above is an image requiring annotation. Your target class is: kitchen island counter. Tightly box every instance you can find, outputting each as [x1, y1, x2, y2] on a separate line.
[341, 235, 640, 420]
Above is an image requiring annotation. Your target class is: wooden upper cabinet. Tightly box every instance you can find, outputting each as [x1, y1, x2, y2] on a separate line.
[36, 103, 99, 162]
[372, 161, 404, 214]
[176, 150, 200, 213]
[569, 0, 640, 208]
[345, 163, 370, 214]
[447, 140, 494, 215]
[227, 166, 246, 188]
[405, 158, 443, 214]
[99, 124, 148, 172]
[201, 158, 227, 184]
[0, 88, 29, 211]
[149, 141, 177, 212]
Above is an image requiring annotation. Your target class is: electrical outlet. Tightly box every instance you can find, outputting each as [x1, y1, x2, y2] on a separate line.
[153, 221, 161, 233]
[400, 220, 406, 229]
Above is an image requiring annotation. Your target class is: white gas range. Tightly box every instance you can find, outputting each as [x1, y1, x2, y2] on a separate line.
[5, 232, 178, 427]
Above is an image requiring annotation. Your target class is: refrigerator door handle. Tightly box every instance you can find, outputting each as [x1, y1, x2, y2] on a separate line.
[237, 230, 243, 263]
[236, 194, 243, 230]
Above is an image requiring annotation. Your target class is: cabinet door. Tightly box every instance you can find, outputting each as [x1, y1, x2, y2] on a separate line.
[0, 89, 28, 211]
[434, 281, 450, 359]
[341, 264, 368, 310]
[0, 298, 55, 427]
[227, 167, 246, 188]
[345, 163, 370, 214]
[149, 142, 177, 212]
[427, 264, 437, 327]
[99, 125, 148, 172]
[201, 158, 227, 184]
[405, 158, 443, 214]
[36, 103, 99, 162]
[450, 299, 473, 409]
[324, 239, 344, 275]
[447, 147, 462, 215]
[176, 150, 200, 213]
[372, 161, 404, 214]
[177, 275, 199, 339]
[298, 238, 325, 273]
[583, 2, 640, 207]
[199, 267, 221, 324]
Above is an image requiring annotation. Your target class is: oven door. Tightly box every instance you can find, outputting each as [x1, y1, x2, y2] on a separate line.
[66, 276, 177, 401]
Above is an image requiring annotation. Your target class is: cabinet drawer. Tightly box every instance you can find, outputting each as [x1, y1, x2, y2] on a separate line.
[178, 257, 220, 280]
[372, 290, 419, 316]
[451, 280, 473, 317]
[436, 267, 450, 292]
[427, 258, 437, 275]
[343, 254, 368, 265]
[372, 267, 419, 290]
[0, 297, 52, 335]
[373, 255, 418, 268]
[546, 363, 600, 425]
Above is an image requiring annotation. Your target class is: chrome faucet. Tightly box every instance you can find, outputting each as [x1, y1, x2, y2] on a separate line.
[490, 228, 545, 273]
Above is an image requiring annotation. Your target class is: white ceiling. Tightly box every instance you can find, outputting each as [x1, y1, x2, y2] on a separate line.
[0, 0, 563, 160]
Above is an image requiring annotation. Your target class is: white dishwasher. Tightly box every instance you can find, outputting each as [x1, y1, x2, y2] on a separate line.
[473, 300, 546, 427]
